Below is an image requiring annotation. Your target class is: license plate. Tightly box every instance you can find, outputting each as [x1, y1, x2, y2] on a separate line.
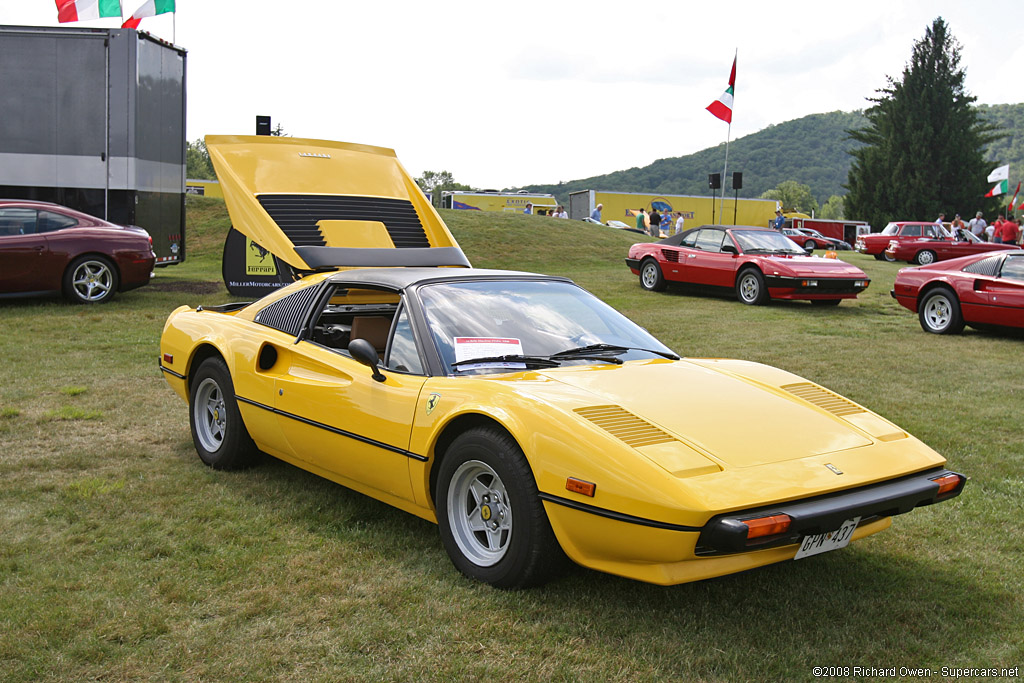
[793, 517, 861, 560]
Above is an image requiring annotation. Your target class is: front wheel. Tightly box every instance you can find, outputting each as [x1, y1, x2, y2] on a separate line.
[63, 255, 118, 304]
[804, 240, 816, 250]
[873, 253, 886, 261]
[736, 268, 769, 305]
[883, 251, 896, 262]
[436, 427, 566, 588]
[915, 250, 937, 265]
[639, 258, 666, 291]
[919, 288, 964, 335]
[189, 358, 260, 469]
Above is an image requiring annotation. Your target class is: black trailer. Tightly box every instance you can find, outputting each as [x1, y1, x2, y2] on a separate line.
[0, 24, 187, 265]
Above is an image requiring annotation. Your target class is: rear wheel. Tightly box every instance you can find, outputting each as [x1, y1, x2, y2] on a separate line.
[63, 255, 118, 304]
[639, 258, 666, 292]
[189, 358, 259, 469]
[436, 426, 567, 588]
[919, 288, 964, 335]
[915, 250, 937, 265]
[736, 268, 769, 305]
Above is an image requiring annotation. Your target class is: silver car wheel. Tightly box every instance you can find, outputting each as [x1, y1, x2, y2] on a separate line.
[641, 262, 659, 289]
[739, 272, 759, 302]
[71, 259, 114, 302]
[446, 459, 512, 567]
[922, 295, 952, 331]
[917, 250, 936, 265]
[193, 377, 227, 453]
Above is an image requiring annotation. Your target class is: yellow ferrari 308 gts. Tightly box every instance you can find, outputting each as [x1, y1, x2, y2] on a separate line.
[158, 135, 965, 588]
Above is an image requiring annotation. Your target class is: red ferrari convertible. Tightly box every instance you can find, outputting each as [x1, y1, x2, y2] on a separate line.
[891, 250, 1024, 334]
[626, 225, 870, 305]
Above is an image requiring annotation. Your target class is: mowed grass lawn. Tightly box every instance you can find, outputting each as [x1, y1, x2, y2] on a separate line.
[1, 197, 1021, 681]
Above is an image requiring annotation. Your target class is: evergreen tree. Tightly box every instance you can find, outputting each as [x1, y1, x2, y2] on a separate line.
[845, 18, 1002, 229]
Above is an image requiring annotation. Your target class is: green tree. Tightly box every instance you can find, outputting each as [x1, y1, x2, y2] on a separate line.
[415, 170, 473, 207]
[819, 195, 845, 219]
[845, 17, 1003, 229]
[759, 180, 819, 214]
[186, 138, 214, 180]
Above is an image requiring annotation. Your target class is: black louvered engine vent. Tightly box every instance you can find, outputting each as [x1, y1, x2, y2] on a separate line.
[257, 195, 431, 248]
[254, 285, 320, 336]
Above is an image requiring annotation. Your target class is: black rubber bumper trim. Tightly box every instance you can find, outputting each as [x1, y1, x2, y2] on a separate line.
[539, 492, 701, 533]
[697, 468, 965, 555]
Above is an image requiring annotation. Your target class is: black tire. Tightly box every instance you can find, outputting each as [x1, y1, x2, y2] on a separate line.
[639, 258, 667, 292]
[918, 288, 965, 335]
[735, 268, 769, 305]
[188, 357, 260, 469]
[804, 240, 815, 250]
[873, 253, 886, 261]
[914, 250, 937, 265]
[811, 299, 842, 306]
[882, 251, 896, 262]
[62, 255, 118, 304]
[436, 426, 567, 589]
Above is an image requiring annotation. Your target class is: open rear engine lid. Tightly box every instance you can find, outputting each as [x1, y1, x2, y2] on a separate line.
[206, 135, 470, 271]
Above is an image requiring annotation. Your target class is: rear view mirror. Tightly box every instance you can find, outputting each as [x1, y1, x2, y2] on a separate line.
[349, 338, 386, 382]
[722, 244, 738, 255]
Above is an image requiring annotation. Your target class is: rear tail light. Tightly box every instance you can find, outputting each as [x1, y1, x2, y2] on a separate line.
[742, 513, 792, 539]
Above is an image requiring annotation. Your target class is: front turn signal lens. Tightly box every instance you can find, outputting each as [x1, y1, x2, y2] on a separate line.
[931, 473, 963, 498]
[742, 513, 792, 539]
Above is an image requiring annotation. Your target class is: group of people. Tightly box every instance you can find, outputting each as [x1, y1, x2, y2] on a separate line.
[633, 207, 686, 237]
[523, 202, 568, 218]
[941, 211, 1021, 244]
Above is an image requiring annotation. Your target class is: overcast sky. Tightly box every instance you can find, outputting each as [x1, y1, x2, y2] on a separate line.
[3, 1, 1023, 189]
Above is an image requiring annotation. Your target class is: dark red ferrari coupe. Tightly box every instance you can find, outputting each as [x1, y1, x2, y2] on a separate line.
[884, 229, 1019, 265]
[891, 249, 1024, 334]
[0, 200, 155, 304]
[626, 225, 870, 305]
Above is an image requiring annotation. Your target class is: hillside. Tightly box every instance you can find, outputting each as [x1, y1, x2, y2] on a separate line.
[523, 104, 1024, 205]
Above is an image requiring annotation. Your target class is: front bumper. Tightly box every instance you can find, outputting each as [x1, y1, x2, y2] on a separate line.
[696, 467, 965, 555]
[625, 258, 641, 272]
[764, 275, 870, 296]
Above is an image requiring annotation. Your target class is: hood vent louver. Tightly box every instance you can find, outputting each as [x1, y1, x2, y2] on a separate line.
[782, 382, 864, 417]
[574, 405, 676, 448]
[257, 195, 431, 248]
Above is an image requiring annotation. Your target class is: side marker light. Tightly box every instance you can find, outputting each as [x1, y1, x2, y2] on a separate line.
[565, 478, 596, 497]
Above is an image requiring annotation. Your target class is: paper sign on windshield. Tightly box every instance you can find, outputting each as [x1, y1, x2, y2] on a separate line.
[454, 337, 526, 370]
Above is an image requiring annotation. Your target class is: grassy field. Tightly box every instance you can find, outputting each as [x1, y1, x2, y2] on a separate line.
[1, 197, 1021, 681]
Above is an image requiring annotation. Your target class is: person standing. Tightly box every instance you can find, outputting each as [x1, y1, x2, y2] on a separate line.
[649, 208, 662, 234]
[660, 211, 673, 237]
[968, 211, 987, 239]
[590, 203, 603, 222]
[523, 203, 533, 215]
[674, 211, 685, 235]
[772, 210, 785, 231]
[950, 214, 965, 240]
[635, 208, 647, 234]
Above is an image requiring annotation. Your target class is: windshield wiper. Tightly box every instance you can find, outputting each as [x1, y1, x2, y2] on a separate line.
[551, 343, 679, 361]
[451, 355, 561, 369]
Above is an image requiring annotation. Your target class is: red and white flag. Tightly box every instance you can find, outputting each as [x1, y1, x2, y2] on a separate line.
[706, 56, 737, 124]
[1009, 182, 1022, 211]
[56, 0, 122, 23]
[122, 0, 175, 29]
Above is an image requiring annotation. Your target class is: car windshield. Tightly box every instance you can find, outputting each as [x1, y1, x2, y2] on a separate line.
[731, 230, 805, 254]
[881, 223, 899, 235]
[417, 279, 675, 374]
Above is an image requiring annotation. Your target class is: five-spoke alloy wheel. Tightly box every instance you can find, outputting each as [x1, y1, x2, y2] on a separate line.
[63, 256, 118, 304]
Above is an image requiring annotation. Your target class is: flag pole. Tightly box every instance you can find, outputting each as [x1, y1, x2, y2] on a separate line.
[719, 48, 736, 224]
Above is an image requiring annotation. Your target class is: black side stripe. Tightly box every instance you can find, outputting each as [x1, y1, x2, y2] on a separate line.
[159, 365, 186, 379]
[236, 396, 429, 462]
[538, 493, 702, 533]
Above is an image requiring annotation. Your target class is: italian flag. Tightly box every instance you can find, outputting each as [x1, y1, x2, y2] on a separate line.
[56, 0, 122, 23]
[122, 0, 175, 29]
[985, 179, 1008, 197]
[706, 56, 736, 124]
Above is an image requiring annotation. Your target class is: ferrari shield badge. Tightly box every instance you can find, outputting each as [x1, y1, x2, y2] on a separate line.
[425, 393, 441, 415]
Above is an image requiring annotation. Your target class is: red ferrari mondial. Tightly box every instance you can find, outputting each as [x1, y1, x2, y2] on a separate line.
[891, 249, 1024, 334]
[626, 225, 870, 306]
[0, 200, 155, 304]
[884, 230, 1019, 265]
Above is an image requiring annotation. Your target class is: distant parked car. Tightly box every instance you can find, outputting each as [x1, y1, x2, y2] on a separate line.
[606, 219, 646, 235]
[787, 227, 852, 251]
[891, 249, 1024, 334]
[884, 229, 1019, 265]
[0, 200, 155, 304]
[626, 225, 870, 305]
[856, 221, 951, 261]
